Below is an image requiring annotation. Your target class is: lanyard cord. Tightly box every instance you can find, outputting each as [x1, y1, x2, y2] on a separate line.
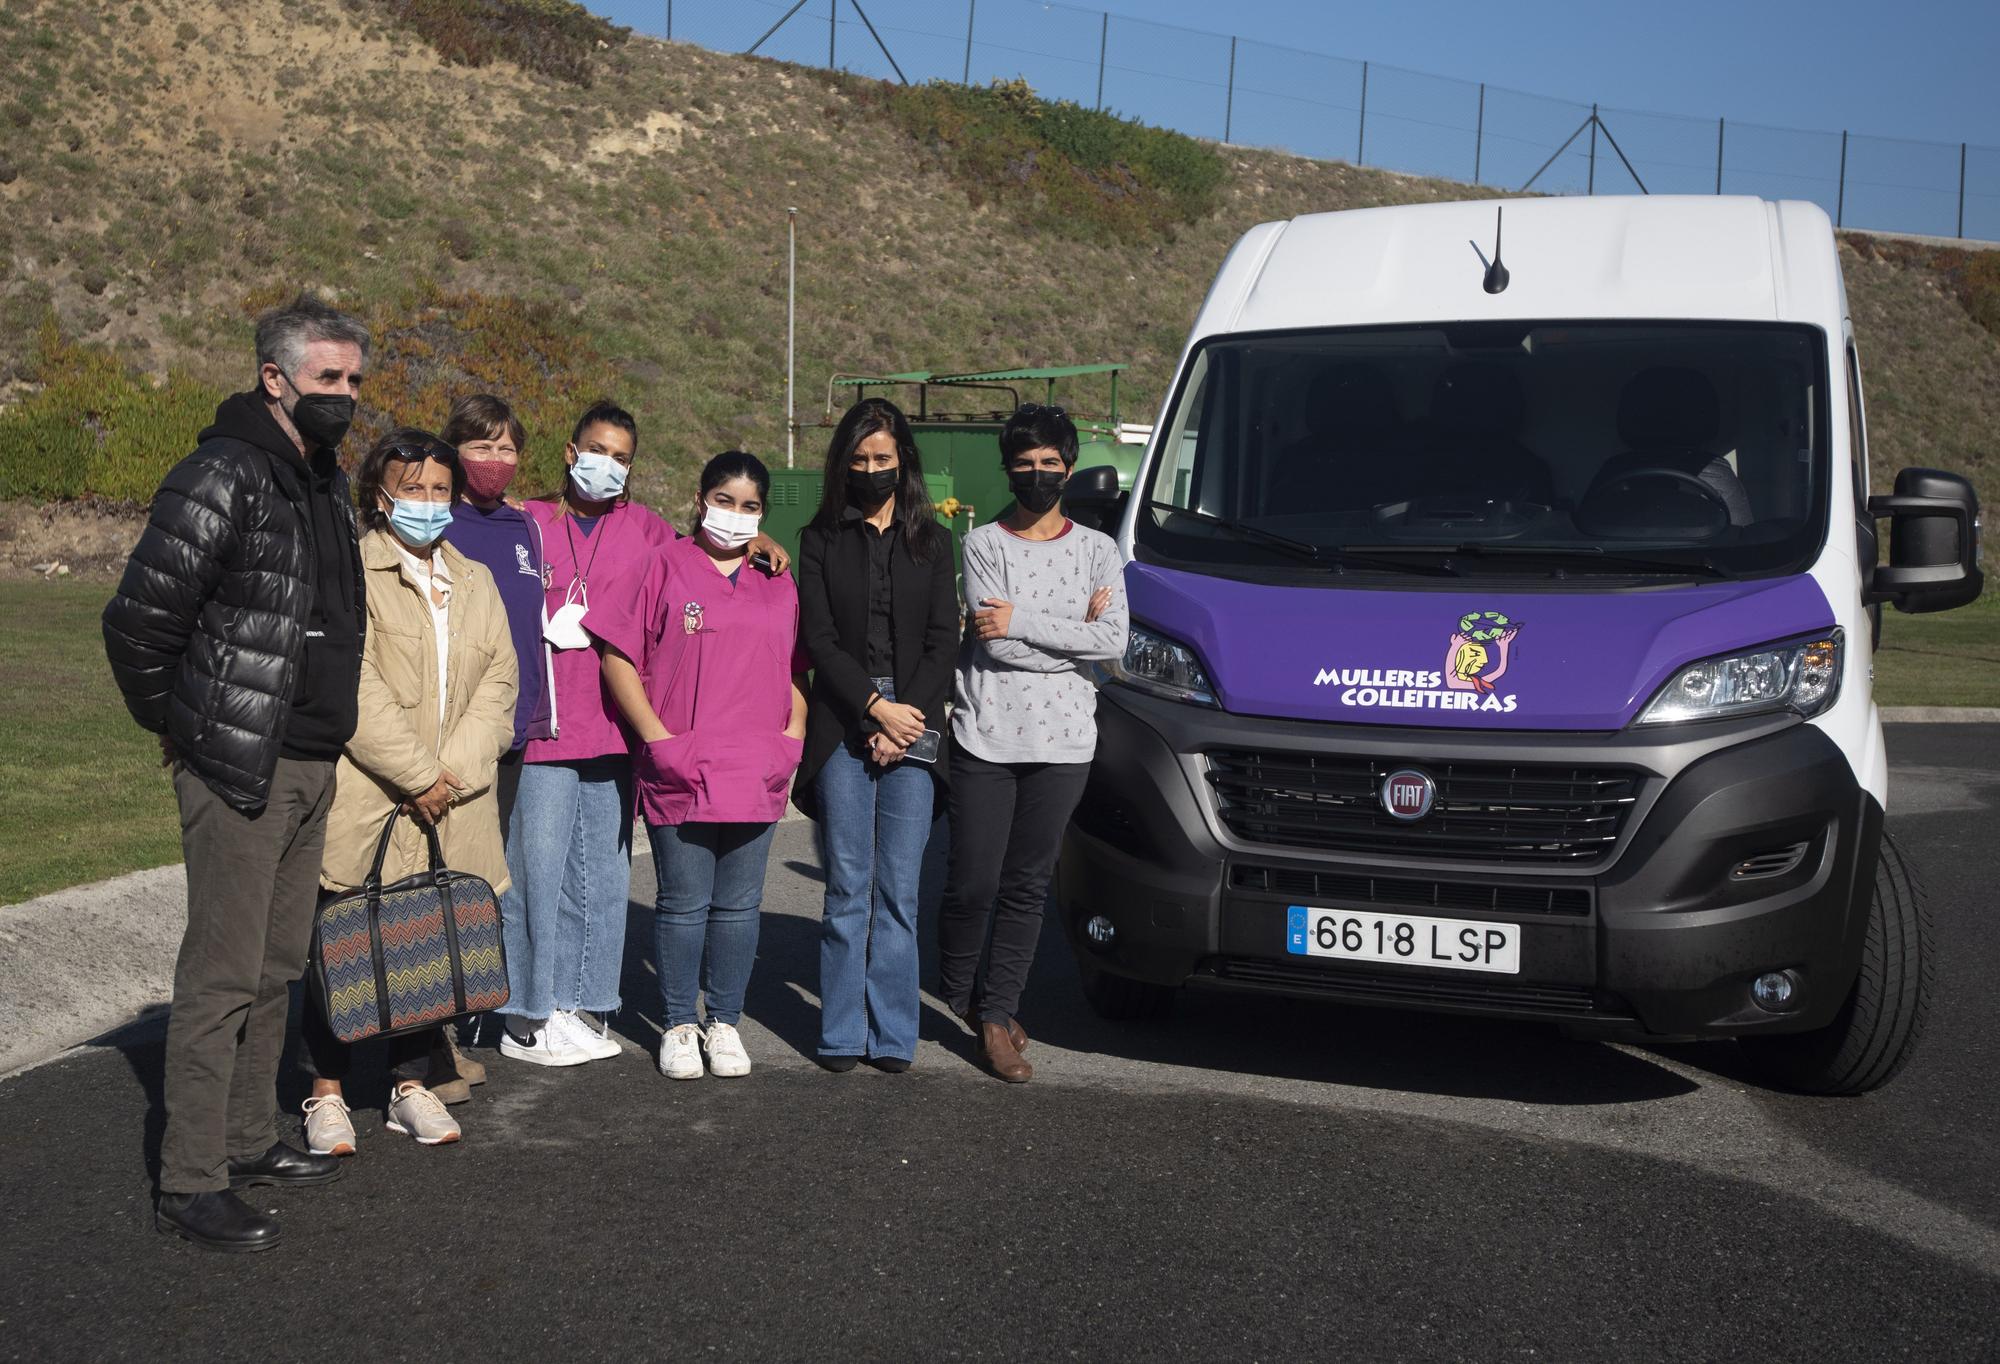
[561, 504, 609, 598]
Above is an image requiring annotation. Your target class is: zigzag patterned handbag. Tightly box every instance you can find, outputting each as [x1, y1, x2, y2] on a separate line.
[309, 809, 510, 1044]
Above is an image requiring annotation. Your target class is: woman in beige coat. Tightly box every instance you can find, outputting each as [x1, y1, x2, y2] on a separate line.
[299, 429, 518, 1154]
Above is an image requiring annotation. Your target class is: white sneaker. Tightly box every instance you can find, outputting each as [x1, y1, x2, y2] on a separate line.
[658, 1023, 705, 1080]
[498, 1020, 592, 1068]
[552, 1009, 623, 1061]
[703, 1021, 752, 1078]
[385, 1082, 461, 1145]
[302, 1094, 356, 1156]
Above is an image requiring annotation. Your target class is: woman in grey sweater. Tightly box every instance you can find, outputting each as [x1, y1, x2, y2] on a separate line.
[940, 404, 1129, 1082]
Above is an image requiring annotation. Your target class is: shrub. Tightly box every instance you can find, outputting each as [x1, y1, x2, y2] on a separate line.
[374, 0, 628, 87]
[870, 77, 1226, 244]
[351, 284, 608, 492]
[0, 316, 226, 504]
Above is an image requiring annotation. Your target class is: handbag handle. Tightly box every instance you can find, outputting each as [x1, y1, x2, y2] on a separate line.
[362, 805, 451, 895]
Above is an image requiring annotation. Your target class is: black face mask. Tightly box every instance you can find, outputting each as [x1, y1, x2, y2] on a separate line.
[281, 372, 356, 450]
[846, 467, 898, 507]
[1009, 469, 1067, 515]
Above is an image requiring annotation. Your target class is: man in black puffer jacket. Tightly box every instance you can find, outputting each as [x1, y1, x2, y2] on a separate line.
[104, 293, 369, 1253]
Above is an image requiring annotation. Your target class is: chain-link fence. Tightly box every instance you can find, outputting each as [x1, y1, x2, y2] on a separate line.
[641, 0, 1998, 242]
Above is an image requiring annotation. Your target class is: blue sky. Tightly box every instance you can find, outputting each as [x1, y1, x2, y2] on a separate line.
[601, 0, 1999, 236]
[613, 0, 1998, 147]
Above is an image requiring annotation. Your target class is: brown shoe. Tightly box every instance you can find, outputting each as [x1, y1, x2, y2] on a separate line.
[979, 1020, 1032, 1084]
[448, 1030, 488, 1087]
[959, 1010, 1028, 1053]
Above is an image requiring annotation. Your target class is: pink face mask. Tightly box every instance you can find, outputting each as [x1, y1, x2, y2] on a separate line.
[462, 458, 517, 502]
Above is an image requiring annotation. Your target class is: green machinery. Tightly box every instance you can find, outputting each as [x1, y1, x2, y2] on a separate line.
[760, 362, 1148, 562]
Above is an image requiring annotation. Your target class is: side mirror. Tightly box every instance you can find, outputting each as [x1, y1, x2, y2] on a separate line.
[1867, 468, 1984, 613]
[1064, 464, 1125, 533]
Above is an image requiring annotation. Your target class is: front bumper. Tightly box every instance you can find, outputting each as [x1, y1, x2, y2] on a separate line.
[1058, 686, 1881, 1039]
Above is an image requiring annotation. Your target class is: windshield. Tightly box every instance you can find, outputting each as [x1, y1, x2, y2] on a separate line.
[1136, 322, 1827, 582]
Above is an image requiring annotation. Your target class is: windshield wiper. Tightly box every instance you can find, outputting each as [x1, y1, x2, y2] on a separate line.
[1151, 503, 1459, 576]
[1349, 542, 1733, 579]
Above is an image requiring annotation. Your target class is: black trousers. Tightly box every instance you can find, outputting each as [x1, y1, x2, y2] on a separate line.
[937, 749, 1091, 1025]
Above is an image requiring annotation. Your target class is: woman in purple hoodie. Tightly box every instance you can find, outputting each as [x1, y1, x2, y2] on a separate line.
[599, 452, 808, 1082]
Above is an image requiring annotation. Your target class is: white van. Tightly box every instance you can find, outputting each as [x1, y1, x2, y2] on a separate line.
[1060, 196, 1983, 1094]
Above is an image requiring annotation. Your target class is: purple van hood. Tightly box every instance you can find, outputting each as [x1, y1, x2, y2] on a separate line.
[1123, 562, 1835, 731]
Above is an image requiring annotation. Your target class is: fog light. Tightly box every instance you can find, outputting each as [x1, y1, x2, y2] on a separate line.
[1751, 971, 1798, 1012]
[1084, 915, 1116, 949]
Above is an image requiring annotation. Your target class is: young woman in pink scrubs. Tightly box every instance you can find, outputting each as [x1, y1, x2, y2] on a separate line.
[496, 402, 674, 1068]
[598, 452, 807, 1080]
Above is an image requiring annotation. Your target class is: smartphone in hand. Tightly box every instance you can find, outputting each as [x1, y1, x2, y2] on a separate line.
[750, 551, 777, 575]
[903, 729, 942, 764]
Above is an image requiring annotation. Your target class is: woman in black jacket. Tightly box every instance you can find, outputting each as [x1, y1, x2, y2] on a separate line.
[796, 398, 958, 1072]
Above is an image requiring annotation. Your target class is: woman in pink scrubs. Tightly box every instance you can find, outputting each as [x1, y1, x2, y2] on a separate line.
[598, 452, 807, 1080]
[495, 402, 673, 1069]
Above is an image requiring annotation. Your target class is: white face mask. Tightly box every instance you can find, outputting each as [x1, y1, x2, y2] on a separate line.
[701, 503, 760, 552]
[543, 580, 591, 650]
[569, 450, 629, 502]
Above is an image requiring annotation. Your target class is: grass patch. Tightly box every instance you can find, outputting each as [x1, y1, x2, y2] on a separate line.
[374, 0, 627, 86]
[0, 578, 181, 904]
[1873, 590, 2000, 708]
[873, 77, 1227, 243]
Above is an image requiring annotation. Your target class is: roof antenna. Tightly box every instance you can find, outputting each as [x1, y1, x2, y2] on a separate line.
[1483, 206, 1510, 295]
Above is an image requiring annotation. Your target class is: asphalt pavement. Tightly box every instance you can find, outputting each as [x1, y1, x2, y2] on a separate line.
[2, 724, 1996, 1361]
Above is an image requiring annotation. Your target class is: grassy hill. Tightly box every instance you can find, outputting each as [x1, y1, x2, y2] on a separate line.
[2, 0, 1993, 517]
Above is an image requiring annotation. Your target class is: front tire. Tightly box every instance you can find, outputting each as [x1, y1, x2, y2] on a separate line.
[1078, 957, 1177, 1021]
[1741, 830, 1932, 1095]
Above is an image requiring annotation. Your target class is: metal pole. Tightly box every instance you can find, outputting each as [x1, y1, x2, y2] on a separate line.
[1958, 142, 1968, 238]
[963, 0, 975, 83]
[666, 0, 672, 40]
[1095, 12, 1107, 110]
[1519, 114, 1593, 192]
[1716, 117, 1724, 194]
[1224, 36, 1236, 143]
[828, 0, 836, 68]
[746, 0, 810, 55]
[1356, 60, 1368, 164]
[1836, 130, 1848, 227]
[851, 1, 906, 83]
[1594, 114, 1648, 194]
[1474, 82, 1484, 184]
[1587, 103, 1598, 194]
[786, 208, 797, 469]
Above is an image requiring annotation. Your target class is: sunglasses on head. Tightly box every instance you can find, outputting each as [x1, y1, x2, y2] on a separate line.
[386, 438, 457, 465]
[1017, 403, 1068, 419]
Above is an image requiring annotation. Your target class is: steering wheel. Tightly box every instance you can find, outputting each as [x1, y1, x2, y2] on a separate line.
[1577, 465, 1731, 538]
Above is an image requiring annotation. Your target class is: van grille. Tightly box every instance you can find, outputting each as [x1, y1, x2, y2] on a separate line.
[1230, 864, 1592, 917]
[1201, 957, 1622, 1018]
[1205, 750, 1640, 865]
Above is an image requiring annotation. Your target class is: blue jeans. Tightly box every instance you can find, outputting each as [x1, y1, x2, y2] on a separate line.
[648, 820, 778, 1029]
[814, 736, 933, 1061]
[499, 756, 634, 1021]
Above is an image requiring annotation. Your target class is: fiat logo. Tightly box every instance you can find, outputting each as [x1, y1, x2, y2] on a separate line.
[1380, 768, 1436, 821]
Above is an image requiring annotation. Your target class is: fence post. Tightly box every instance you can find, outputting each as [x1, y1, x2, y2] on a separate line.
[1959, 142, 1967, 239]
[1587, 103, 1598, 194]
[1095, 11, 1107, 110]
[1357, 60, 1368, 165]
[1715, 118, 1724, 193]
[1224, 36, 1237, 143]
[666, 0, 672, 40]
[1473, 82, 1484, 184]
[828, 0, 836, 67]
[963, 0, 974, 83]
[1836, 130, 1848, 227]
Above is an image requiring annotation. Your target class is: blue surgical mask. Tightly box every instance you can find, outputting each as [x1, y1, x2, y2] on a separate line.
[570, 450, 629, 502]
[388, 498, 454, 547]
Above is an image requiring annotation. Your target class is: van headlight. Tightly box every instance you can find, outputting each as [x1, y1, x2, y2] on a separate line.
[1638, 629, 1843, 725]
[1108, 624, 1219, 707]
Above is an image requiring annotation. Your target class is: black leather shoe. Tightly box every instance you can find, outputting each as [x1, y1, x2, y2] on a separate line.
[227, 1141, 344, 1189]
[815, 1054, 861, 1073]
[156, 1191, 281, 1253]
